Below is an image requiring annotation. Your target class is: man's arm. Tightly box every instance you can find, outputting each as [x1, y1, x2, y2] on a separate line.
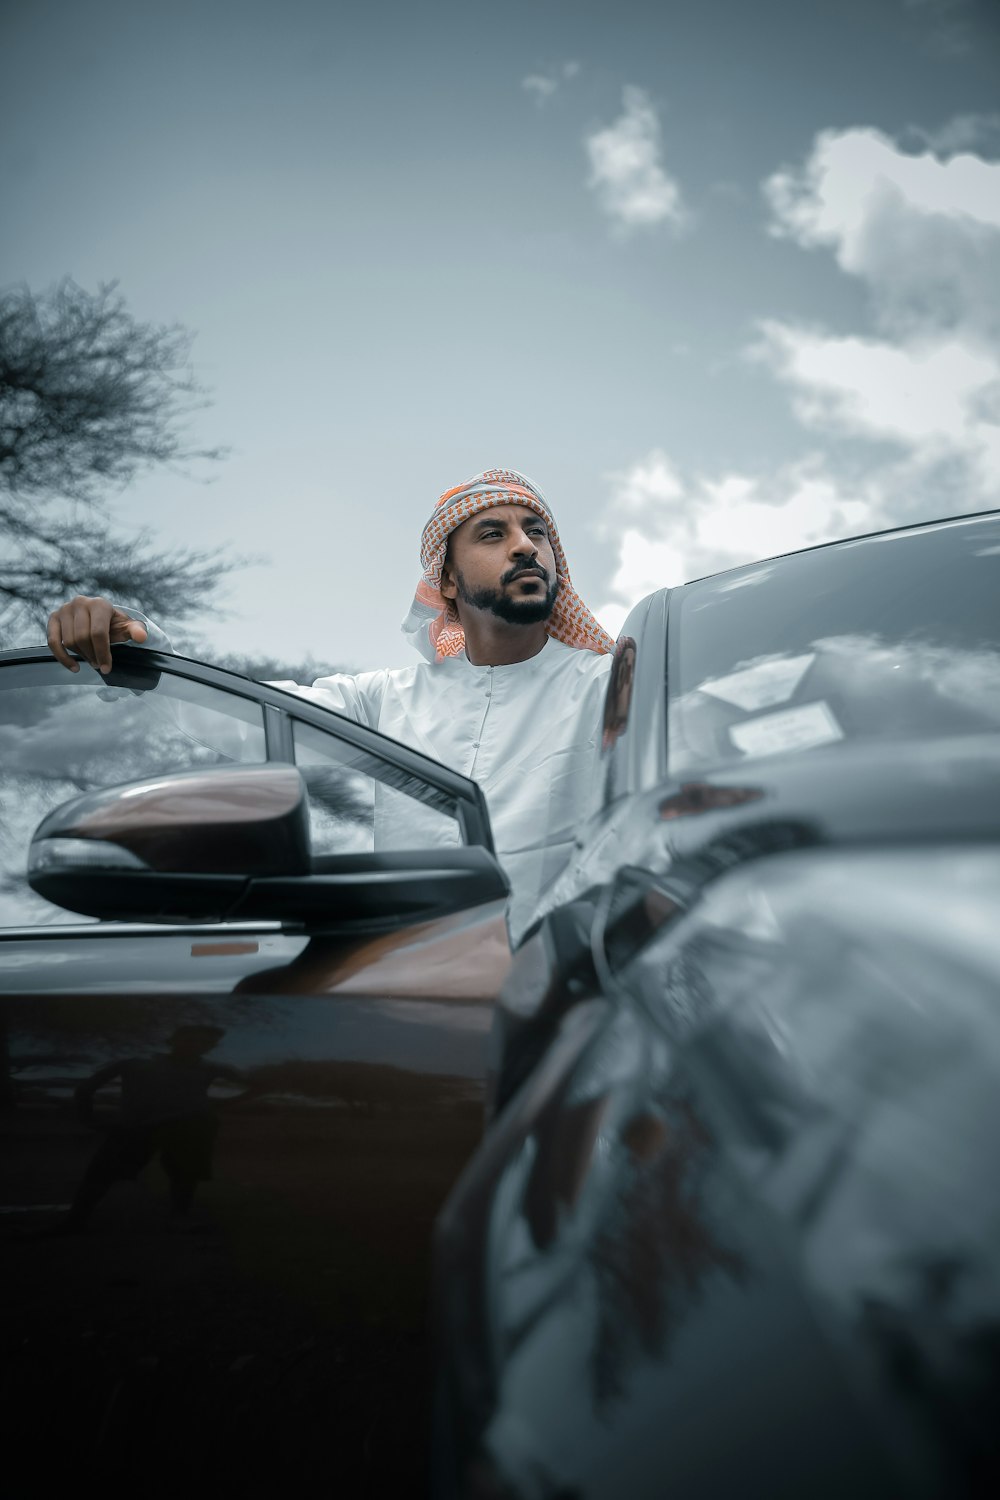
[46, 594, 385, 727]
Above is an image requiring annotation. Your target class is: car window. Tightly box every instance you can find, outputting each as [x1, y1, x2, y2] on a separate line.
[668, 515, 1000, 775]
[292, 718, 460, 857]
[0, 662, 266, 927]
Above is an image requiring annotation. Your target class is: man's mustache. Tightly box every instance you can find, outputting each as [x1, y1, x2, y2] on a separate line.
[502, 562, 549, 584]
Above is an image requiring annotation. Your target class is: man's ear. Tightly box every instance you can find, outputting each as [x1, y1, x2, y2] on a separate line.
[440, 557, 458, 601]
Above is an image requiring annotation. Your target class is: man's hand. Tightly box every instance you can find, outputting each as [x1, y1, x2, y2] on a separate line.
[47, 595, 149, 674]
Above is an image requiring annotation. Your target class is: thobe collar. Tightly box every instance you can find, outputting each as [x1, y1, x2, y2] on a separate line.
[454, 637, 558, 679]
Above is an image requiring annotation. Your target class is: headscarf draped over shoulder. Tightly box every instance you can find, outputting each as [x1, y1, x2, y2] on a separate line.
[401, 468, 615, 662]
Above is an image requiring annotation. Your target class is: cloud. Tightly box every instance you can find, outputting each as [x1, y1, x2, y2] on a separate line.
[596, 454, 872, 635]
[755, 322, 1000, 488]
[765, 125, 1000, 336]
[585, 86, 687, 233]
[523, 74, 558, 102]
[760, 124, 1000, 491]
[911, 112, 1000, 155]
[522, 60, 581, 105]
[766, 127, 1000, 254]
[596, 118, 1000, 632]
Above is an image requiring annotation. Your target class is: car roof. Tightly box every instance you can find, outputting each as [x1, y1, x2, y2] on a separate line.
[656, 506, 1000, 602]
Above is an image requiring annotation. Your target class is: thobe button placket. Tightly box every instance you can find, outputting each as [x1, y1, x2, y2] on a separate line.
[469, 668, 494, 775]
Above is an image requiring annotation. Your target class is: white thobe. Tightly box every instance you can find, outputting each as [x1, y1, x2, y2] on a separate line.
[279, 640, 612, 941]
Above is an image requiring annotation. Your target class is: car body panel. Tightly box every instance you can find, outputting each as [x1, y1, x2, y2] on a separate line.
[435, 509, 1000, 1499]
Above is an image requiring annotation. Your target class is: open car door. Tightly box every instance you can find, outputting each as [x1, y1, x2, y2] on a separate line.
[0, 644, 511, 1495]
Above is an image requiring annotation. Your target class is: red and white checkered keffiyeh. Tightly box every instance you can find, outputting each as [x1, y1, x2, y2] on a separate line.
[401, 468, 615, 662]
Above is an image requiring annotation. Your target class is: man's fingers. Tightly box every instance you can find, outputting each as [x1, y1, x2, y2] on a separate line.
[69, 600, 105, 672]
[46, 595, 118, 673]
[87, 599, 116, 673]
[46, 595, 144, 674]
[113, 615, 148, 646]
[46, 611, 79, 672]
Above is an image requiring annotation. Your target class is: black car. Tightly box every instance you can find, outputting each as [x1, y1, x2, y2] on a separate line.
[0, 647, 512, 1494]
[434, 510, 1000, 1500]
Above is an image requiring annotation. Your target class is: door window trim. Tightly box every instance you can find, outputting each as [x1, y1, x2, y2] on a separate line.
[0, 646, 496, 853]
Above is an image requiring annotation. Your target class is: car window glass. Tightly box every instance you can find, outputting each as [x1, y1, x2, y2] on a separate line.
[0, 664, 266, 927]
[668, 516, 1000, 775]
[292, 719, 461, 858]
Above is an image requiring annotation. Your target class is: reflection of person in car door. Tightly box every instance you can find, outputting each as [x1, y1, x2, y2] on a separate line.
[45, 470, 615, 941]
[65, 1024, 246, 1231]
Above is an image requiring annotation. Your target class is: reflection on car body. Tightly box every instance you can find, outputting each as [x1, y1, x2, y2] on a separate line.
[435, 510, 1000, 1500]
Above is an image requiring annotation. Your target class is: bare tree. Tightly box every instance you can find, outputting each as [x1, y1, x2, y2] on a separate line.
[213, 651, 343, 683]
[0, 278, 238, 642]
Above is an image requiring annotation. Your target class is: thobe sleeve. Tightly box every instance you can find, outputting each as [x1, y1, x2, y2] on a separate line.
[267, 670, 388, 729]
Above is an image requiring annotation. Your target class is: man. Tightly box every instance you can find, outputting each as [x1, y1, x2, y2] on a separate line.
[46, 468, 614, 938]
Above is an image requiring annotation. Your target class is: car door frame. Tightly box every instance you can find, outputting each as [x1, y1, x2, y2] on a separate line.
[0, 642, 497, 849]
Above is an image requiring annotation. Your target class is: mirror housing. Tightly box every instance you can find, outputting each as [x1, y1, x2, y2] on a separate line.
[28, 763, 509, 930]
[28, 763, 311, 922]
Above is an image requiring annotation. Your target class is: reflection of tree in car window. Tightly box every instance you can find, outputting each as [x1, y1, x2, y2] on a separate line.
[297, 764, 375, 855]
[291, 717, 458, 859]
[588, 1092, 744, 1409]
[0, 673, 265, 926]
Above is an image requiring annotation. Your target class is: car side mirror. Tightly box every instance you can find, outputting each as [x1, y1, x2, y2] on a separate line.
[28, 763, 311, 922]
[28, 762, 510, 930]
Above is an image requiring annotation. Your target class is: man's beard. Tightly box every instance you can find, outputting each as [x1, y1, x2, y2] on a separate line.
[455, 565, 559, 626]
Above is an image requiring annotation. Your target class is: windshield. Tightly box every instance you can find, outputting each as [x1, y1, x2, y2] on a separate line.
[668, 513, 1000, 775]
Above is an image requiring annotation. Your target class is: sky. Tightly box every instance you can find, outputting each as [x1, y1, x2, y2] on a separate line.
[2, 0, 999, 670]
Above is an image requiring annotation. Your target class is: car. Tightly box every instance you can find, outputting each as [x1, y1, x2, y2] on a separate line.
[0, 646, 513, 1494]
[433, 509, 1000, 1500]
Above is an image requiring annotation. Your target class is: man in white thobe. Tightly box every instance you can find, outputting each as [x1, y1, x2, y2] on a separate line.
[46, 468, 614, 940]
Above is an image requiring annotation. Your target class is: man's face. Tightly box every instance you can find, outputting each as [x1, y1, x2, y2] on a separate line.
[441, 504, 559, 626]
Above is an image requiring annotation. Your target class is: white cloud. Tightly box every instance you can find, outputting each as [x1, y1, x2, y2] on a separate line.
[765, 126, 1000, 336]
[522, 60, 582, 105]
[759, 124, 1000, 494]
[523, 74, 558, 103]
[596, 118, 1000, 630]
[585, 87, 687, 233]
[610, 450, 684, 513]
[756, 322, 1000, 487]
[912, 113, 1000, 155]
[766, 127, 1000, 253]
[597, 453, 873, 629]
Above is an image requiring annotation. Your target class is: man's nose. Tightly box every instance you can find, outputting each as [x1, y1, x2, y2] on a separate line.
[510, 529, 538, 557]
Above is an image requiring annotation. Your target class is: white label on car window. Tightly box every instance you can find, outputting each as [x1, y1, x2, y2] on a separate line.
[729, 700, 843, 759]
[699, 653, 815, 711]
